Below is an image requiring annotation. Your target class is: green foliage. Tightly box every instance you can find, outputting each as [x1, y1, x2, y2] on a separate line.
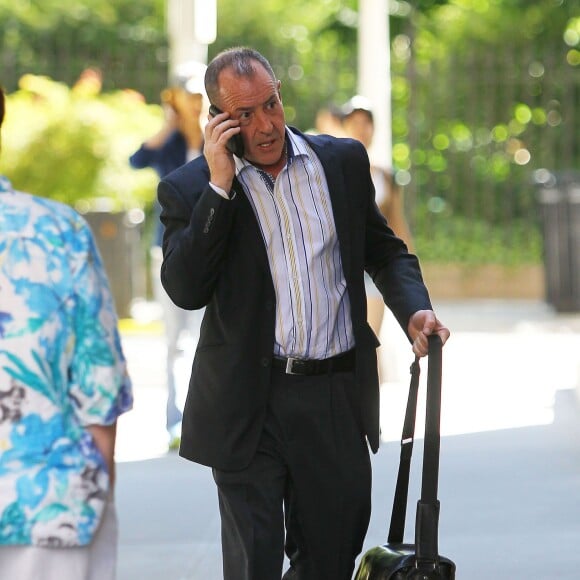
[0, 0, 167, 100]
[0, 75, 161, 210]
[0, 0, 164, 33]
[389, 0, 578, 267]
[413, 201, 543, 264]
[1, 0, 577, 268]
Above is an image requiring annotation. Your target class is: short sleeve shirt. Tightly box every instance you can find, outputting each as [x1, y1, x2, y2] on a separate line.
[0, 177, 133, 547]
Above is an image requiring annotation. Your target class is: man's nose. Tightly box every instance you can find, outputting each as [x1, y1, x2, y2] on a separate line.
[255, 110, 273, 132]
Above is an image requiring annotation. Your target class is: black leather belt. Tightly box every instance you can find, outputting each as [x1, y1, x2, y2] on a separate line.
[272, 349, 355, 375]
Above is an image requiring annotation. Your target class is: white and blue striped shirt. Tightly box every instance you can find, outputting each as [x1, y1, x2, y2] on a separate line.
[235, 130, 354, 359]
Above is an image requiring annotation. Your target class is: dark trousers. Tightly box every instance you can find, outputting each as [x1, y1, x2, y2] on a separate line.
[213, 368, 372, 580]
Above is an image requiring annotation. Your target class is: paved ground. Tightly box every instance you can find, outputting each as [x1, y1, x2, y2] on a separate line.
[114, 299, 580, 579]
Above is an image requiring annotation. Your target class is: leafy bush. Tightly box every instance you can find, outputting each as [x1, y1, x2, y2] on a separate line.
[413, 200, 542, 265]
[1, 74, 161, 211]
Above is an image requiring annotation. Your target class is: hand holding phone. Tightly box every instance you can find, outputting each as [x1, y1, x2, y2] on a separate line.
[209, 104, 245, 158]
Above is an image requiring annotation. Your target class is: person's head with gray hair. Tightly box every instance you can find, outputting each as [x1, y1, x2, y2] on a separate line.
[203, 45, 286, 177]
[204, 47, 277, 107]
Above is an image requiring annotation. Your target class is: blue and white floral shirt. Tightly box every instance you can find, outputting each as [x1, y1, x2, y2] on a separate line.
[0, 176, 133, 547]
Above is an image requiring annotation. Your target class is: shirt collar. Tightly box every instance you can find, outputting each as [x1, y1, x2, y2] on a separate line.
[235, 127, 307, 176]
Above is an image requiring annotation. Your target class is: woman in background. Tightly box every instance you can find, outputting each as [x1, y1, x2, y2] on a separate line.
[341, 95, 414, 382]
[129, 62, 207, 448]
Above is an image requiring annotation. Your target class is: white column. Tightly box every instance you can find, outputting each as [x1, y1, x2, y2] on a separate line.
[358, 0, 392, 171]
[166, 0, 216, 75]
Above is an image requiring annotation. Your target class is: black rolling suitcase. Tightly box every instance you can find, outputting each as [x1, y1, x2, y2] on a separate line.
[355, 335, 456, 580]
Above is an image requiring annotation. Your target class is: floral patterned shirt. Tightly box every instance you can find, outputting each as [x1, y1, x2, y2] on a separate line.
[0, 176, 133, 547]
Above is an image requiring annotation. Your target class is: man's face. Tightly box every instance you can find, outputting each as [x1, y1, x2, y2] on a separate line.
[217, 62, 286, 171]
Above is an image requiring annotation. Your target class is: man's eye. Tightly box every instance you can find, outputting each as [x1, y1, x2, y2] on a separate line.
[239, 112, 252, 125]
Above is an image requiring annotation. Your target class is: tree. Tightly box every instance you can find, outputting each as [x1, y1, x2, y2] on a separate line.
[2, 74, 161, 209]
[0, 0, 167, 100]
[2, 0, 577, 265]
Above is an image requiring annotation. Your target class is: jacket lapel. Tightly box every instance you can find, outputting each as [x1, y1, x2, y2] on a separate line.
[231, 178, 271, 275]
[304, 134, 353, 278]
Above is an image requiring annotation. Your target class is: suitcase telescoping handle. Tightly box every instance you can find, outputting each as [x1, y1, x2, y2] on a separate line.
[387, 334, 443, 566]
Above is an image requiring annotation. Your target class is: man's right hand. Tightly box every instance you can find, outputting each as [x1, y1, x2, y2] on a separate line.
[204, 109, 240, 193]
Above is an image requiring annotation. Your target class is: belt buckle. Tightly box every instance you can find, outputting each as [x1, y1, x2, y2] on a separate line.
[285, 357, 301, 375]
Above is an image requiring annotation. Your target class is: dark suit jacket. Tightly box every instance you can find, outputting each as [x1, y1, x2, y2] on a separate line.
[158, 128, 432, 471]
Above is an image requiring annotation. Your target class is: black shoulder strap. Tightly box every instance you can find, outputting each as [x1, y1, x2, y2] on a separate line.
[387, 356, 421, 543]
[387, 334, 443, 556]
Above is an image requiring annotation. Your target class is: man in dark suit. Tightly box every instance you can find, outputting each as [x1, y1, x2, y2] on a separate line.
[158, 47, 449, 580]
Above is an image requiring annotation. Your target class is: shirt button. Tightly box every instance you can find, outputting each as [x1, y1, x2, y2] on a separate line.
[261, 357, 270, 367]
[265, 301, 273, 311]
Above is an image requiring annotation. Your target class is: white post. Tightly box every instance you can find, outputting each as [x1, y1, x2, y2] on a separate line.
[358, 0, 392, 171]
[166, 0, 216, 76]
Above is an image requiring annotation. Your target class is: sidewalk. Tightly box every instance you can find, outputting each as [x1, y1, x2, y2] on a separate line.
[114, 299, 580, 579]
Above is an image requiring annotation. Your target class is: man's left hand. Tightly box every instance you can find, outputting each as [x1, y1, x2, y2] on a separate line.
[407, 310, 450, 357]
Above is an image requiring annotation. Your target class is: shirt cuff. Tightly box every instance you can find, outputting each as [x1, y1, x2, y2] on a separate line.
[209, 182, 236, 200]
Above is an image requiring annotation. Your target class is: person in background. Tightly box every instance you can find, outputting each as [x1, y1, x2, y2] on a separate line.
[158, 47, 449, 580]
[341, 95, 414, 382]
[0, 86, 133, 580]
[312, 103, 346, 137]
[129, 61, 207, 448]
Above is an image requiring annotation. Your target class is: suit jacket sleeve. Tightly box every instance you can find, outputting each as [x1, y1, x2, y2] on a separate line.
[157, 158, 236, 310]
[351, 141, 432, 335]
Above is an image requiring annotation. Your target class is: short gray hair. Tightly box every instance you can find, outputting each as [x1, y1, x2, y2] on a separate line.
[205, 47, 276, 105]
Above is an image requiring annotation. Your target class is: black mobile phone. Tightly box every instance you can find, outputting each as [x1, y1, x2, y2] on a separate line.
[209, 104, 245, 158]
